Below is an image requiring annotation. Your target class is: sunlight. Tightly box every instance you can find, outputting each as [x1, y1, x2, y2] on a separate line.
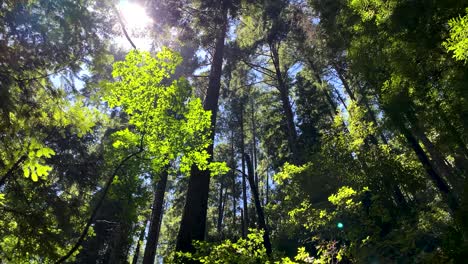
[115, 0, 153, 50]
[117, 1, 152, 31]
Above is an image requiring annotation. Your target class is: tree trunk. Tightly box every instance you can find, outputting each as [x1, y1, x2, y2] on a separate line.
[266, 170, 269, 206]
[337, 68, 389, 145]
[245, 154, 272, 256]
[270, 42, 299, 162]
[176, 8, 227, 254]
[108, 224, 123, 264]
[231, 130, 237, 230]
[132, 220, 148, 264]
[335, 71, 408, 205]
[334, 64, 356, 102]
[411, 126, 462, 196]
[435, 103, 468, 159]
[217, 181, 224, 234]
[0, 155, 26, 188]
[142, 169, 168, 264]
[221, 183, 228, 236]
[240, 208, 245, 238]
[251, 98, 259, 187]
[240, 101, 249, 238]
[361, 94, 388, 145]
[308, 60, 338, 122]
[333, 86, 348, 111]
[400, 123, 459, 213]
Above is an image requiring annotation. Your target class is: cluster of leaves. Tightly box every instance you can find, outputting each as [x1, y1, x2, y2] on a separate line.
[104, 48, 227, 175]
[444, 8, 468, 62]
[2, 0, 468, 262]
[168, 229, 324, 264]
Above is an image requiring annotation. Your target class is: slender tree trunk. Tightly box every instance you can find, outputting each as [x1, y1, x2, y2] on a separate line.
[334, 65, 356, 102]
[361, 94, 388, 144]
[245, 154, 272, 256]
[132, 220, 148, 264]
[337, 68, 389, 145]
[221, 184, 228, 238]
[333, 86, 348, 111]
[336, 72, 409, 206]
[240, 208, 245, 237]
[399, 123, 458, 213]
[270, 42, 298, 162]
[231, 130, 237, 230]
[308, 61, 337, 122]
[435, 104, 468, 159]
[217, 181, 224, 234]
[266, 170, 269, 206]
[411, 126, 462, 195]
[0, 155, 26, 188]
[108, 224, 124, 264]
[251, 98, 259, 187]
[240, 101, 249, 238]
[142, 169, 168, 264]
[176, 8, 227, 254]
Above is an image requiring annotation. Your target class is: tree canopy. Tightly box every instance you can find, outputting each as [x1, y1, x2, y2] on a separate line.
[1, 0, 468, 263]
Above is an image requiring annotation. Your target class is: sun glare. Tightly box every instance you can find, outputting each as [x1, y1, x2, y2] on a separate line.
[115, 0, 153, 50]
[117, 1, 152, 31]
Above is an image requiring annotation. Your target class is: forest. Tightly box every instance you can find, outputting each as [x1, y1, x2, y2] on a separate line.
[1, 0, 468, 263]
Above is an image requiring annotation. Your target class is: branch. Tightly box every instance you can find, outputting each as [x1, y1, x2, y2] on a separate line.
[57, 78, 156, 263]
[113, 5, 137, 50]
[55, 142, 144, 263]
[0, 155, 27, 188]
[253, 51, 273, 58]
[236, 168, 248, 177]
[235, 80, 271, 90]
[241, 59, 276, 78]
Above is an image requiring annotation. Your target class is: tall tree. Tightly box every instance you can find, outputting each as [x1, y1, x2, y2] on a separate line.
[142, 170, 168, 264]
[176, 0, 237, 253]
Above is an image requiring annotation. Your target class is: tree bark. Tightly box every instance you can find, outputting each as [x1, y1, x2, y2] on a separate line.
[400, 123, 459, 213]
[221, 183, 228, 237]
[270, 42, 299, 163]
[56, 145, 144, 263]
[245, 154, 272, 256]
[230, 130, 237, 230]
[217, 181, 224, 234]
[240, 101, 249, 238]
[131, 220, 148, 264]
[307, 60, 338, 122]
[334, 64, 356, 102]
[266, 170, 269, 206]
[176, 7, 227, 254]
[361, 93, 388, 145]
[0, 155, 26, 188]
[435, 103, 468, 159]
[142, 169, 168, 264]
[411, 126, 462, 195]
[251, 98, 259, 187]
[333, 70, 408, 206]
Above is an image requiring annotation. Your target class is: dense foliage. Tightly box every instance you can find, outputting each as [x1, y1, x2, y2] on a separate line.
[1, 0, 468, 263]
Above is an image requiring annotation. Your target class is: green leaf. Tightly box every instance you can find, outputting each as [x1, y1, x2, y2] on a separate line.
[23, 167, 30, 179]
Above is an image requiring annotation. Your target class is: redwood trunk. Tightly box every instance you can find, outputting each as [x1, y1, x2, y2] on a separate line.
[217, 181, 224, 234]
[240, 101, 249, 238]
[411, 126, 462, 195]
[251, 98, 259, 187]
[142, 170, 168, 264]
[270, 43, 298, 162]
[231, 130, 237, 230]
[176, 8, 227, 254]
[132, 220, 148, 264]
[400, 124, 458, 213]
[245, 154, 272, 256]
